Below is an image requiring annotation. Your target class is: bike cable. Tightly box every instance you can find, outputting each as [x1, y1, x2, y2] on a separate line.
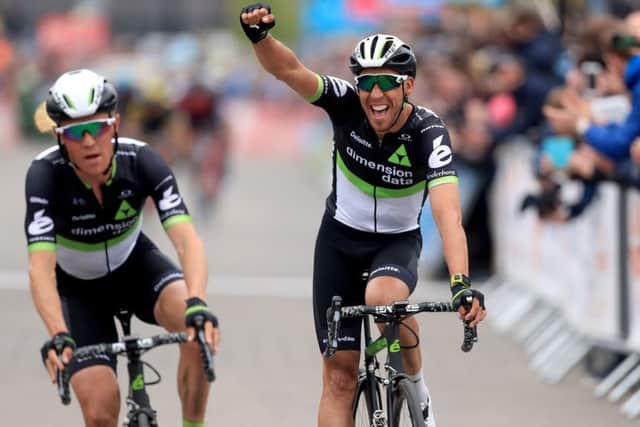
[399, 321, 420, 349]
[143, 361, 162, 386]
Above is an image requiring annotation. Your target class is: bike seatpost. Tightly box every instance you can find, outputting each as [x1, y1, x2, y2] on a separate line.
[116, 307, 133, 336]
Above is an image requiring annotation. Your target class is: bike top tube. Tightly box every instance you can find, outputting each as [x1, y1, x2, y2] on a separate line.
[72, 332, 188, 359]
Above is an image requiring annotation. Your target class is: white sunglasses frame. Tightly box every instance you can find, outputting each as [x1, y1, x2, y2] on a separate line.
[353, 73, 409, 87]
[54, 117, 116, 135]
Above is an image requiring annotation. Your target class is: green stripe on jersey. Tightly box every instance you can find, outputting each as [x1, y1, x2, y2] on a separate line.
[28, 242, 56, 253]
[336, 152, 425, 198]
[56, 216, 141, 251]
[306, 74, 325, 103]
[162, 214, 192, 230]
[427, 175, 458, 189]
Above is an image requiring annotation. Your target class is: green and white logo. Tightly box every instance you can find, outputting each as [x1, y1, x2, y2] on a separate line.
[388, 144, 411, 167]
[115, 200, 136, 220]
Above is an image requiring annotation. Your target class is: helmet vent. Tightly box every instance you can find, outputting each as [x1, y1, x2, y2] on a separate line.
[63, 94, 75, 109]
[382, 40, 394, 57]
[89, 88, 95, 104]
[370, 35, 379, 59]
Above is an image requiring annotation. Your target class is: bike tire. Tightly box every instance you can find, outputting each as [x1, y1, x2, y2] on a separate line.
[352, 377, 382, 426]
[391, 379, 424, 427]
[136, 412, 152, 427]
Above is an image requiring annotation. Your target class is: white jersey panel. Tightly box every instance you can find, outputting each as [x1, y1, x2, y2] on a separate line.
[56, 218, 142, 280]
[334, 169, 376, 232]
[375, 194, 422, 233]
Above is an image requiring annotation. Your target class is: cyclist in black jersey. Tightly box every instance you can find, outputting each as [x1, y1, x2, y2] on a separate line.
[25, 69, 218, 427]
[241, 4, 487, 426]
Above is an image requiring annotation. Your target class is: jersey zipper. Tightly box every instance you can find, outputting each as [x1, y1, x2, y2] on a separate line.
[373, 137, 384, 233]
[89, 185, 112, 275]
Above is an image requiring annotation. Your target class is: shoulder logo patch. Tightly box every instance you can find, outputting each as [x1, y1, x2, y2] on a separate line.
[28, 209, 54, 236]
[428, 135, 452, 169]
[388, 144, 411, 167]
[158, 186, 182, 211]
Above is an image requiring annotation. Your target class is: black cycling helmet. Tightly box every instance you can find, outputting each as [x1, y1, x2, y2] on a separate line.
[46, 69, 118, 124]
[349, 34, 417, 77]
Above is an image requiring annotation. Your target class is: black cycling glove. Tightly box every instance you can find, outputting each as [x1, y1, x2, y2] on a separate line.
[450, 274, 486, 311]
[240, 3, 275, 44]
[185, 297, 219, 329]
[40, 332, 76, 365]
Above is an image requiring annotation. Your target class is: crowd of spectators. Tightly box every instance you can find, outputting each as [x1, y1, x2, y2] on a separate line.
[2, 2, 640, 269]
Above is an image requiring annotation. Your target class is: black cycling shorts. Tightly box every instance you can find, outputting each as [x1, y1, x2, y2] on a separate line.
[313, 213, 422, 353]
[57, 233, 184, 378]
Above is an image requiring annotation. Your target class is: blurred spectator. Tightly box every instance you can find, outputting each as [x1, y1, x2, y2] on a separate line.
[504, 6, 563, 82]
[545, 17, 640, 161]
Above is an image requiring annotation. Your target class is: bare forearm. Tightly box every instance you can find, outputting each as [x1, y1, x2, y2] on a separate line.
[439, 217, 469, 276]
[177, 237, 208, 300]
[30, 270, 67, 336]
[254, 35, 303, 81]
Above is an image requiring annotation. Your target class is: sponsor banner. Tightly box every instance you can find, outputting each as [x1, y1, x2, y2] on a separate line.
[627, 191, 640, 350]
[491, 143, 621, 341]
[562, 184, 620, 339]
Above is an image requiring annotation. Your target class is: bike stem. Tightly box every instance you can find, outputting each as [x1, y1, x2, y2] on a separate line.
[126, 342, 151, 409]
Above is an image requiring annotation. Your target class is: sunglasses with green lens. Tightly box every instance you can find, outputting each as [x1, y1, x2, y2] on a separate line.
[354, 73, 408, 92]
[55, 118, 116, 142]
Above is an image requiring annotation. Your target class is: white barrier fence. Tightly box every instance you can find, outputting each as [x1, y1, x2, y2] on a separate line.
[488, 141, 640, 418]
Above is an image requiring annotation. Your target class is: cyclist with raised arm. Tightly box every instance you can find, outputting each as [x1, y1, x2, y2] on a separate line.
[26, 69, 219, 427]
[240, 4, 486, 427]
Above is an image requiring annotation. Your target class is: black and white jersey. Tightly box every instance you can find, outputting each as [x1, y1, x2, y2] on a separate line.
[24, 138, 190, 279]
[308, 74, 458, 233]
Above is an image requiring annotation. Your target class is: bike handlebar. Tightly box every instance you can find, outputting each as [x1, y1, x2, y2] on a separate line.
[324, 294, 478, 359]
[56, 328, 218, 405]
[72, 332, 188, 359]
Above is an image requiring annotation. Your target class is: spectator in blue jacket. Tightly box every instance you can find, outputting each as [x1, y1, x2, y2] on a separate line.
[545, 30, 640, 161]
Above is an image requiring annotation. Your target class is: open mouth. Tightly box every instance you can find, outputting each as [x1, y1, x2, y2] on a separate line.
[84, 153, 101, 162]
[370, 105, 390, 120]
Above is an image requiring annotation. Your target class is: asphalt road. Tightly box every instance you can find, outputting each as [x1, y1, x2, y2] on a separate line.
[1, 142, 636, 426]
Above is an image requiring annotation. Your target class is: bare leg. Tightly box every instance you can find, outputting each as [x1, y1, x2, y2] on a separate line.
[154, 281, 210, 422]
[71, 365, 120, 427]
[318, 350, 360, 427]
[365, 276, 422, 375]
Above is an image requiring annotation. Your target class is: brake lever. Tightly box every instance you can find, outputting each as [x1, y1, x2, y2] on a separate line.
[193, 315, 216, 382]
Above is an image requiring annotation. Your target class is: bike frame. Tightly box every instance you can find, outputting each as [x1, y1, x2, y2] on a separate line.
[359, 305, 415, 424]
[117, 309, 158, 426]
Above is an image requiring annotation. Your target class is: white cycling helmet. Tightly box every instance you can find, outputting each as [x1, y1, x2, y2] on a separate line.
[46, 69, 118, 123]
[349, 34, 417, 77]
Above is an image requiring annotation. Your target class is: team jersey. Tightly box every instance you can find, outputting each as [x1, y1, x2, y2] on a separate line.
[308, 74, 458, 233]
[24, 138, 191, 280]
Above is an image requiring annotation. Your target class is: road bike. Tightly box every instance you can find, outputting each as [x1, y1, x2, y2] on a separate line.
[56, 307, 215, 427]
[324, 291, 477, 426]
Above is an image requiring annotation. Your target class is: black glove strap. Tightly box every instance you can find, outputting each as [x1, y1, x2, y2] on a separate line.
[450, 274, 471, 302]
[185, 297, 219, 328]
[41, 332, 76, 365]
[240, 3, 275, 44]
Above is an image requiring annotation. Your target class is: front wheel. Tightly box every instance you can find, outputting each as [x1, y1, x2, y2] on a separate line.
[353, 376, 383, 426]
[128, 412, 153, 427]
[391, 379, 423, 427]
